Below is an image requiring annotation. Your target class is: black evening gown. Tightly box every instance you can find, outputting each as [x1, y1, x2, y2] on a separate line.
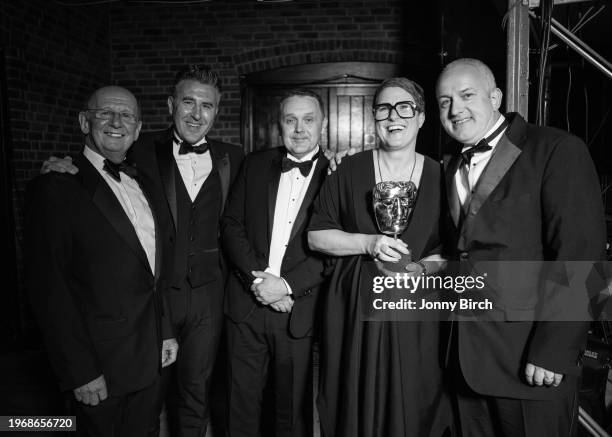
[308, 150, 452, 437]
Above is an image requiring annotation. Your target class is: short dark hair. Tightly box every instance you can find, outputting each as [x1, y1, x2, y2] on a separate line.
[279, 88, 325, 117]
[373, 77, 426, 113]
[172, 64, 221, 97]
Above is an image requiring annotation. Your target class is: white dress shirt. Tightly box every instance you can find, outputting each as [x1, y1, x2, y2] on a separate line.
[173, 137, 213, 202]
[254, 147, 320, 293]
[455, 115, 507, 209]
[84, 146, 156, 273]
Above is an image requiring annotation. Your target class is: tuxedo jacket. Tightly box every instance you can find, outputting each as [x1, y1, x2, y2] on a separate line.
[222, 147, 328, 338]
[128, 128, 244, 287]
[25, 155, 172, 396]
[444, 113, 606, 400]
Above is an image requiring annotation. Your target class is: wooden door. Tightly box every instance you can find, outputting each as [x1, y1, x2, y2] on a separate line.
[328, 85, 378, 153]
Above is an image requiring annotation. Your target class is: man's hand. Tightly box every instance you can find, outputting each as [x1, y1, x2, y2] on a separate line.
[525, 363, 563, 387]
[270, 295, 294, 313]
[250, 271, 289, 305]
[73, 375, 108, 406]
[161, 338, 179, 368]
[41, 156, 79, 175]
[324, 147, 357, 175]
[367, 235, 410, 263]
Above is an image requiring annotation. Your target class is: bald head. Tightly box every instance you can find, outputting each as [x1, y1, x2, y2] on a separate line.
[79, 85, 142, 163]
[86, 86, 141, 119]
[437, 58, 497, 96]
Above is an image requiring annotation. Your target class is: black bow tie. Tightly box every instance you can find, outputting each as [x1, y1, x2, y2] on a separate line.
[103, 159, 138, 182]
[461, 141, 492, 166]
[281, 150, 320, 177]
[178, 142, 208, 155]
[461, 118, 509, 166]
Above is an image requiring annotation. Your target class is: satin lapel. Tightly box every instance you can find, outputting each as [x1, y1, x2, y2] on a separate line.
[138, 177, 161, 280]
[288, 156, 327, 243]
[445, 154, 462, 227]
[267, 152, 283, 247]
[79, 156, 152, 273]
[156, 131, 177, 230]
[209, 141, 230, 215]
[464, 135, 522, 222]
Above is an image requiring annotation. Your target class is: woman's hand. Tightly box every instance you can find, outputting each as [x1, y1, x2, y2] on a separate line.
[366, 235, 410, 262]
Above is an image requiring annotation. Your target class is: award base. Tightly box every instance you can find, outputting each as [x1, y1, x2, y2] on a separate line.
[381, 252, 413, 274]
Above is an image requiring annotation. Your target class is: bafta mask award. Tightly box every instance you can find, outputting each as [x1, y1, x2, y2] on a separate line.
[373, 180, 417, 270]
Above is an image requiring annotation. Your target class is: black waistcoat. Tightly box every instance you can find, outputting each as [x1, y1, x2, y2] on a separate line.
[172, 162, 222, 289]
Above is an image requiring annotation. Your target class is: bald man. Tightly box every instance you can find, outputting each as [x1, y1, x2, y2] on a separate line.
[437, 58, 606, 436]
[26, 86, 177, 437]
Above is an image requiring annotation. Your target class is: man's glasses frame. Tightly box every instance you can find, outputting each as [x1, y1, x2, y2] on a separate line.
[86, 108, 139, 125]
[372, 101, 419, 121]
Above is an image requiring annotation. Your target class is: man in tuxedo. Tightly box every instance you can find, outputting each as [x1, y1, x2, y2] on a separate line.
[222, 89, 329, 437]
[26, 86, 178, 437]
[41, 65, 244, 437]
[437, 58, 606, 436]
[132, 65, 244, 437]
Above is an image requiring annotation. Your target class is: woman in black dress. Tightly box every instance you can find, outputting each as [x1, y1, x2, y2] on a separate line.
[308, 78, 451, 437]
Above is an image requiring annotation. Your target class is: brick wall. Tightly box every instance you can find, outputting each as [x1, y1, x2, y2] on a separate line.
[2, 1, 111, 184]
[1, 1, 111, 340]
[109, 0, 439, 145]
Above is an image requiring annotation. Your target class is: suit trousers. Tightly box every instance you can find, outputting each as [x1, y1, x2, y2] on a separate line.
[226, 305, 313, 437]
[152, 280, 224, 437]
[451, 355, 579, 437]
[73, 380, 157, 437]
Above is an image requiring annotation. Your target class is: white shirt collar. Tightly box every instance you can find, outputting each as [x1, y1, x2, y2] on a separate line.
[462, 114, 506, 152]
[173, 135, 209, 159]
[83, 145, 125, 171]
[286, 146, 321, 163]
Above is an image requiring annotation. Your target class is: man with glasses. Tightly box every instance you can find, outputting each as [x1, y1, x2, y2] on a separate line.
[26, 86, 178, 437]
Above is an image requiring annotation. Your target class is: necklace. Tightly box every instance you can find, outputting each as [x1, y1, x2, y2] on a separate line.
[376, 148, 417, 184]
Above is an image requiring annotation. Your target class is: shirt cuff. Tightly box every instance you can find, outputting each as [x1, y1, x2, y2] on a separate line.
[252, 266, 273, 285]
[280, 277, 293, 295]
